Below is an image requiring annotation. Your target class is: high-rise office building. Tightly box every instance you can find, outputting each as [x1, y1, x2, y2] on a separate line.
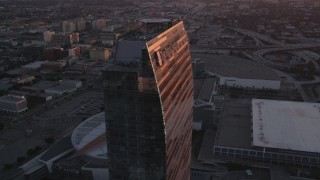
[92, 19, 107, 30]
[74, 19, 87, 32]
[62, 21, 76, 33]
[103, 19, 193, 180]
[62, 19, 87, 32]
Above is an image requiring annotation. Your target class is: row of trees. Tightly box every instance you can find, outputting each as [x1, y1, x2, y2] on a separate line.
[3, 137, 55, 170]
[3, 146, 42, 170]
[290, 62, 317, 81]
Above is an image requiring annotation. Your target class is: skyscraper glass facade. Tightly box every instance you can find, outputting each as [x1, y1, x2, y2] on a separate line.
[103, 21, 193, 180]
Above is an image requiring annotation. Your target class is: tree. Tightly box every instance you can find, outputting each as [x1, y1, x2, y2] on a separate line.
[16, 156, 26, 163]
[0, 123, 4, 130]
[10, 84, 20, 91]
[27, 148, 36, 156]
[35, 146, 42, 151]
[44, 137, 55, 144]
[3, 164, 13, 170]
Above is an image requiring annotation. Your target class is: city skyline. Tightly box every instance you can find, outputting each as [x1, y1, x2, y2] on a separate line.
[0, 0, 320, 179]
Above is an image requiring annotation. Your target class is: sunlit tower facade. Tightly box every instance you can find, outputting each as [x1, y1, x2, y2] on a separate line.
[103, 20, 193, 180]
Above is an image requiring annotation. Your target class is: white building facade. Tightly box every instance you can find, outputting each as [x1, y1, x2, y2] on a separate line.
[218, 76, 281, 90]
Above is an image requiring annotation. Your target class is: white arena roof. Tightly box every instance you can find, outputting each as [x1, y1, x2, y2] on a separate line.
[252, 99, 320, 153]
[71, 112, 107, 159]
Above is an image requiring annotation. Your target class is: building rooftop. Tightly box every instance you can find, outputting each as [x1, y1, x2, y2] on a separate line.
[31, 81, 57, 89]
[252, 99, 320, 153]
[46, 84, 74, 92]
[0, 95, 25, 103]
[192, 54, 279, 80]
[29, 92, 52, 98]
[21, 61, 47, 69]
[215, 99, 252, 149]
[6, 68, 26, 75]
[114, 40, 146, 64]
[60, 79, 81, 85]
[8, 90, 29, 96]
[197, 77, 218, 102]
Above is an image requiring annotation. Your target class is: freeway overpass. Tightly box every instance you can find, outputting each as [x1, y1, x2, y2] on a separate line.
[253, 43, 320, 70]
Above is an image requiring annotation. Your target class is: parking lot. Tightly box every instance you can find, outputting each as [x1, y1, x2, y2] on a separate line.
[38, 91, 103, 117]
[0, 89, 104, 172]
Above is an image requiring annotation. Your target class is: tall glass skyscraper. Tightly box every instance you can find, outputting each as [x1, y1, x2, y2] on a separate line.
[103, 20, 193, 180]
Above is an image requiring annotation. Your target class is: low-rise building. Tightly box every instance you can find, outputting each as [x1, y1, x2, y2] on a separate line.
[45, 85, 76, 96]
[44, 80, 80, 96]
[0, 94, 28, 113]
[64, 56, 79, 66]
[52, 33, 79, 48]
[89, 48, 111, 61]
[30, 81, 58, 91]
[43, 47, 68, 61]
[41, 61, 67, 72]
[60, 80, 82, 89]
[27, 93, 53, 107]
[12, 75, 35, 84]
[22, 61, 47, 71]
[0, 78, 13, 91]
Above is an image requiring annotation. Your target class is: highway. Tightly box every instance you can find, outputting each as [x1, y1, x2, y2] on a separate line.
[185, 3, 207, 18]
[232, 28, 284, 46]
[250, 43, 320, 69]
[271, 69, 312, 102]
[191, 45, 320, 102]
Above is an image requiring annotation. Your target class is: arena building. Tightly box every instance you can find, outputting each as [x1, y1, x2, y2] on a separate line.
[20, 112, 108, 180]
[214, 99, 320, 168]
[192, 54, 281, 90]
